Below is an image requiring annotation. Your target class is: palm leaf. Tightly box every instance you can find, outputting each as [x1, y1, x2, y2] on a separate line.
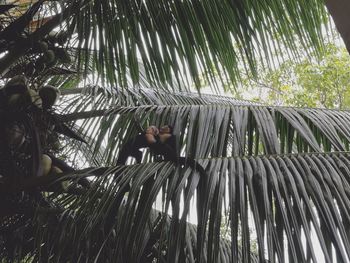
[58, 89, 350, 167]
[0, 0, 329, 90]
[3, 89, 344, 262]
[64, 0, 328, 89]
[0, 1, 349, 262]
[5, 151, 350, 262]
[4, 85, 350, 262]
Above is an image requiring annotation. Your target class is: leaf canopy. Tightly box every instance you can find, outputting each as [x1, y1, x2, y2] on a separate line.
[1, 0, 329, 91]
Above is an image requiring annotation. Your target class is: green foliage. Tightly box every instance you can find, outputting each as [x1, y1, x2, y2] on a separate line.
[0, 0, 331, 92]
[240, 42, 350, 109]
[3, 1, 350, 263]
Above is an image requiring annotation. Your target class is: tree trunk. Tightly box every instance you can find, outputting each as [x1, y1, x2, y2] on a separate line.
[325, 0, 350, 54]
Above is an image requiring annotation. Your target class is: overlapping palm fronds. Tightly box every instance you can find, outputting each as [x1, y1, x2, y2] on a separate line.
[1, 0, 329, 90]
[1, 0, 349, 262]
[2, 88, 346, 262]
[61, 88, 350, 161]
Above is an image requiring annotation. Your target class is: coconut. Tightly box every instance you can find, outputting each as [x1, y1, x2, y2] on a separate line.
[61, 181, 70, 191]
[39, 85, 60, 109]
[41, 154, 52, 176]
[46, 56, 57, 68]
[43, 50, 55, 64]
[48, 31, 68, 45]
[50, 165, 70, 192]
[32, 41, 49, 53]
[7, 93, 22, 106]
[50, 166, 63, 175]
[38, 41, 48, 52]
[4, 75, 28, 96]
[7, 90, 42, 109]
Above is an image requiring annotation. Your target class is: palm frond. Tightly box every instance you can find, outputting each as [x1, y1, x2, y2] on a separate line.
[0, 0, 329, 90]
[57, 89, 350, 168]
[64, 0, 329, 89]
[61, 86, 258, 106]
[1, 1, 349, 262]
[3, 86, 350, 262]
[5, 152, 350, 262]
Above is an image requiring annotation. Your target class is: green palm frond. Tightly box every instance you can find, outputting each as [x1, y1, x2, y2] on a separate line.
[7, 151, 350, 262]
[3, 86, 350, 262]
[60, 86, 258, 106]
[58, 89, 350, 167]
[3, 88, 343, 262]
[65, 0, 328, 89]
[1, 0, 329, 91]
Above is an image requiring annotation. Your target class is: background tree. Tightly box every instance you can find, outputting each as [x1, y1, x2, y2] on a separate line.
[1, 1, 350, 263]
[239, 42, 350, 109]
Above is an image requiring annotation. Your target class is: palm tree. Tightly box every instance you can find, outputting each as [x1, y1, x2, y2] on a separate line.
[325, 0, 350, 53]
[1, 0, 350, 262]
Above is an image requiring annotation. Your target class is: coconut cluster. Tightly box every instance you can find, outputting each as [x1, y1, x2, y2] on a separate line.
[1, 75, 60, 111]
[30, 31, 71, 74]
[0, 75, 62, 178]
[0, 75, 60, 152]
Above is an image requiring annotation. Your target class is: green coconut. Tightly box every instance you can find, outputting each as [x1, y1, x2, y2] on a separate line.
[38, 41, 49, 52]
[32, 41, 49, 53]
[50, 166, 63, 175]
[44, 50, 55, 64]
[39, 85, 60, 109]
[4, 75, 28, 96]
[7, 93, 22, 106]
[41, 154, 52, 176]
[48, 166, 70, 192]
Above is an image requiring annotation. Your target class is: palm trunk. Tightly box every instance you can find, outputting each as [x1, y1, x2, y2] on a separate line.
[325, 0, 350, 54]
